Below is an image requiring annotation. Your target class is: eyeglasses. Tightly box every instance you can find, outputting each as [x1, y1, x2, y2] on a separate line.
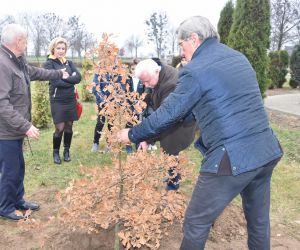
[178, 37, 191, 47]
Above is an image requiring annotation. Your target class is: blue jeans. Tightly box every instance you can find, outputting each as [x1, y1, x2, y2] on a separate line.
[0, 139, 25, 215]
[180, 159, 279, 250]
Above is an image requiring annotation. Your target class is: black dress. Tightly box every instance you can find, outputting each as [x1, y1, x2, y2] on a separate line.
[44, 58, 81, 124]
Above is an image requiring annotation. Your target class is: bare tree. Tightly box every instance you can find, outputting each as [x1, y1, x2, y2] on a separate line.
[167, 25, 178, 56]
[21, 13, 47, 57]
[271, 0, 300, 50]
[4, 12, 96, 58]
[145, 12, 169, 58]
[0, 15, 15, 40]
[125, 34, 143, 58]
[0, 15, 15, 27]
[42, 13, 67, 54]
[125, 38, 134, 57]
[81, 32, 96, 54]
[66, 16, 86, 58]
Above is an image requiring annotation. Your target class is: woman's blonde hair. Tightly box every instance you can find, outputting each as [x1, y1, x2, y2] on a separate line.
[48, 37, 68, 55]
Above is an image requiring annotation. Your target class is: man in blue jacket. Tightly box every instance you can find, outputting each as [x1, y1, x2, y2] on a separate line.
[117, 16, 283, 250]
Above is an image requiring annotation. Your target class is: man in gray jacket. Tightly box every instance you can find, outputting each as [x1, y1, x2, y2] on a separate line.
[0, 24, 69, 221]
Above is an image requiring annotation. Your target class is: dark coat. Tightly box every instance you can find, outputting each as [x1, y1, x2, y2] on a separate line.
[44, 57, 81, 123]
[43, 58, 81, 100]
[150, 64, 197, 155]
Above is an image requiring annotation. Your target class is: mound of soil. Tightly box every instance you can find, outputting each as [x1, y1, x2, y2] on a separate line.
[1, 185, 299, 250]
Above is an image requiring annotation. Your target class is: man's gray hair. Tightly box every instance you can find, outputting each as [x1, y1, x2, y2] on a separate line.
[177, 16, 220, 42]
[1, 23, 27, 45]
[135, 59, 161, 78]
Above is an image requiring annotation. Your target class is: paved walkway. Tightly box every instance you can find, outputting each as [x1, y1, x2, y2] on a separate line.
[264, 93, 300, 117]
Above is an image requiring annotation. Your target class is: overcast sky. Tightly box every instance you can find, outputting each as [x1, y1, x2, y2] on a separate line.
[1, 0, 230, 56]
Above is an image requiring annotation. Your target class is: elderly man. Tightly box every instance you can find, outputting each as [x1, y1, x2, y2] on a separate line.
[134, 58, 197, 190]
[117, 16, 283, 249]
[0, 24, 69, 221]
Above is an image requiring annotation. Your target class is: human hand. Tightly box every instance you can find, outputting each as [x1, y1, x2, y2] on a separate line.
[61, 68, 69, 79]
[138, 141, 148, 152]
[26, 125, 40, 139]
[117, 129, 130, 144]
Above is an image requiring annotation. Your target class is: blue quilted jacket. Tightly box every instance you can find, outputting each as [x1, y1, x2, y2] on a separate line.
[129, 38, 283, 175]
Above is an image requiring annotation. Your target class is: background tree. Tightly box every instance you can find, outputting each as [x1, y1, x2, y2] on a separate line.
[0, 15, 15, 39]
[268, 50, 289, 88]
[271, 0, 300, 51]
[23, 13, 47, 57]
[66, 16, 85, 58]
[218, 0, 234, 44]
[227, 0, 271, 97]
[168, 25, 178, 56]
[289, 44, 300, 88]
[145, 12, 169, 58]
[80, 59, 95, 102]
[81, 32, 96, 55]
[119, 47, 125, 57]
[125, 34, 143, 58]
[42, 13, 66, 54]
[125, 39, 134, 57]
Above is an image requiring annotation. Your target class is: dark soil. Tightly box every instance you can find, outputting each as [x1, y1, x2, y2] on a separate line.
[1, 188, 299, 250]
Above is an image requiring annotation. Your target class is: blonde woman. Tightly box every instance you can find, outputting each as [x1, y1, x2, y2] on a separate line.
[44, 37, 81, 165]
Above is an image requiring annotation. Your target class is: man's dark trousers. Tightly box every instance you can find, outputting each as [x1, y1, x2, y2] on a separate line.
[0, 139, 25, 215]
[180, 159, 279, 250]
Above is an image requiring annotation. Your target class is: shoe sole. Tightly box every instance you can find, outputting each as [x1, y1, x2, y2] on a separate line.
[15, 207, 40, 211]
[0, 215, 24, 221]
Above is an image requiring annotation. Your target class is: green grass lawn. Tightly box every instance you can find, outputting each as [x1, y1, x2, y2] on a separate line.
[23, 101, 300, 237]
[24, 101, 112, 191]
[269, 125, 300, 232]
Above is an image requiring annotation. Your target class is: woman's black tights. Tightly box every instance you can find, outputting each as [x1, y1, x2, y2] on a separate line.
[54, 121, 73, 137]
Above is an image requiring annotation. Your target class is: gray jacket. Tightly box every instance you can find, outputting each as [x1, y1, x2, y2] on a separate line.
[0, 45, 63, 140]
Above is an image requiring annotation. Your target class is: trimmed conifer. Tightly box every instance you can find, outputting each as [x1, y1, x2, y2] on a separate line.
[227, 0, 271, 97]
[32, 81, 51, 128]
[218, 0, 234, 45]
[289, 45, 300, 89]
[268, 50, 289, 88]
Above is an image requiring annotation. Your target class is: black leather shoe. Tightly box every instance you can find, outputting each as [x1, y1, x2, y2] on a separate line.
[16, 201, 40, 211]
[0, 211, 24, 221]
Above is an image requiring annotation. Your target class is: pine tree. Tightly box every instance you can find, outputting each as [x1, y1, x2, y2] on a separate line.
[32, 81, 51, 128]
[268, 50, 289, 88]
[218, 0, 234, 44]
[227, 0, 271, 97]
[289, 45, 300, 89]
[80, 59, 95, 102]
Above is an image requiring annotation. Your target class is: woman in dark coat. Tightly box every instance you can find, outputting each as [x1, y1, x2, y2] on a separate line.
[44, 37, 81, 165]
